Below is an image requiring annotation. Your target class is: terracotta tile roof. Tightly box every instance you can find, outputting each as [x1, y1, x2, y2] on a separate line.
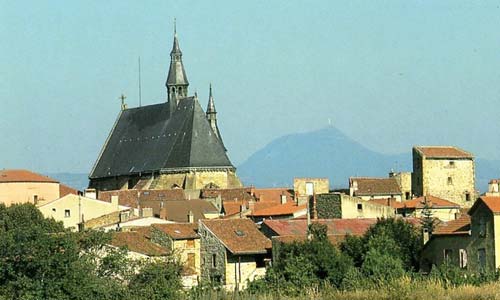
[398, 195, 460, 209]
[477, 196, 500, 213]
[201, 219, 271, 254]
[201, 188, 253, 202]
[250, 201, 307, 217]
[433, 214, 471, 235]
[272, 234, 347, 245]
[152, 223, 199, 239]
[0, 169, 58, 183]
[223, 201, 248, 217]
[350, 177, 401, 196]
[265, 218, 421, 237]
[157, 199, 219, 222]
[98, 189, 186, 208]
[414, 146, 473, 159]
[263, 218, 380, 237]
[110, 231, 168, 256]
[252, 188, 294, 203]
[59, 184, 79, 197]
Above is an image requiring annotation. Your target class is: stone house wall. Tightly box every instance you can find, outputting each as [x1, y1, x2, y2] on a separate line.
[412, 149, 475, 207]
[199, 221, 227, 284]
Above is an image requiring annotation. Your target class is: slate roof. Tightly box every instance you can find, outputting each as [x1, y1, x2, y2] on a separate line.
[414, 146, 473, 159]
[90, 97, 234, 179]
[201, 219, 271, 255]
[0, 169, 58, 183]
[350, 177, 401, 196]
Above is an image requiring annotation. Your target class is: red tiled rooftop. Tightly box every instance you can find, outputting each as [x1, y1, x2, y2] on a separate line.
[59, 184, 79, 197]
[252, 188, 294, 203]
[98, 189, 186, 208]
[478, 196, 500, 213]
[152, 223, 199, 240]
[0, 169, 58, 183]
[350, 177, 401, 196]
[400, 195, 460, 209]
[201, 219, 271, 255]
[110, 231, 168, 256]
[250, 201, 306, 217]
[263, 218, 379, 237]
[201, 188, 253, 202]
[433, 214, 471, 235]
[414, 146, 473, 159]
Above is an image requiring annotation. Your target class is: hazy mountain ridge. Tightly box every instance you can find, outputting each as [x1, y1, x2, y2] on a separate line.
[238, 127, 500, 192]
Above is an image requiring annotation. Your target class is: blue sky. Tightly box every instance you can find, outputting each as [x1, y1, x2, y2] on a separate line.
[2, 1, 500, 173]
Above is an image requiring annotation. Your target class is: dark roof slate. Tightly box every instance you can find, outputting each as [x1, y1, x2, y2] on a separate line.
[90, 97, 233, 179]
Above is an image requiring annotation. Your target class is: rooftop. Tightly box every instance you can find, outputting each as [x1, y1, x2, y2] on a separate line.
[350, 177, 401, 196]
[250, 201, 306, 217]
[433, 214, 471, 235]
[0, 169, 58, 183]
[201, 218, 271, 255]
[152, 223, 199, 240]
[110, 231, 169, 256]
[414, 146, 473, 159]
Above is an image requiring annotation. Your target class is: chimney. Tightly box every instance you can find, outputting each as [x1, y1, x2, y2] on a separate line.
[84, 188, 97, 199]
[248, 201, 255, 212]
[188, 210, 194, 223]
[142, 207, 153, 218]
[280, 193, 287, 205]
[250, 185, 255, 197]
[160, 207, 167, 220]
[111, 195, 119, 210]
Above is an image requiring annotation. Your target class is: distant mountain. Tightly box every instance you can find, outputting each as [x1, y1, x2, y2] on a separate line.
[237, 127, 500, 192]
[47, 173, 89, 191]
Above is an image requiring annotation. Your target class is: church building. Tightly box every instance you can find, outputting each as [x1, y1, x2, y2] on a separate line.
[89, 30, 242, 191]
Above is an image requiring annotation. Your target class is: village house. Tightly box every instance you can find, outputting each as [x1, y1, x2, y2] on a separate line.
[150, 223, 200, 286]
[412, 146, 476, 207]
[0, 169, 78, 206]
[110, 230, 169, 260]
[349, 177, 403, 201]
[314, 193, 395, 219]
[38, 194, 130, 231]
[199, 219, 271, 290]
[421, 196, 500, 273]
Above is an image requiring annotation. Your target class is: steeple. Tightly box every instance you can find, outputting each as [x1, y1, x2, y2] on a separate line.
[206, 84, 222, 141]
[166, 21, 189, 106]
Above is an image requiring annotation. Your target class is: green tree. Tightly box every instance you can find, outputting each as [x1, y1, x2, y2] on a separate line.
[128, 260, 183, 300]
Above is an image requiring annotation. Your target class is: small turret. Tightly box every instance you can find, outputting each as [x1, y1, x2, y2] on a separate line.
[206, 84, 221, 141]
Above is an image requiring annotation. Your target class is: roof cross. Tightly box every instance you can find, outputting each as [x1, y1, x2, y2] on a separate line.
[119, 94, 127, 110]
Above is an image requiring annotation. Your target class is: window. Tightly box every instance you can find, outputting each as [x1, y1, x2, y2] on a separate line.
[212, 254, 217, 268]
[478, 248, 486, 270]
[459, 249, 468, 269]
[444, 249, 452, 262]
[33, 195, 38, 203]
[187, 253, 195, 268]
[52, 208, 56, 212]
[64, 209, 71, 218]
[449, 161, 455, 167]
[479, 217, 486, 237]
[305, 182, 314, 196]
[465, 192, 471, 202]
[186, 239, 195, 248]
[405, 192, 410, 200]
[357, 203, 363, 211]
[447, 177, 453, 185]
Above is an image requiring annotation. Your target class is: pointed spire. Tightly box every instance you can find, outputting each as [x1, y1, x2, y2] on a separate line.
[166, 19, 189, 103]
[207, 83, 216, 113]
